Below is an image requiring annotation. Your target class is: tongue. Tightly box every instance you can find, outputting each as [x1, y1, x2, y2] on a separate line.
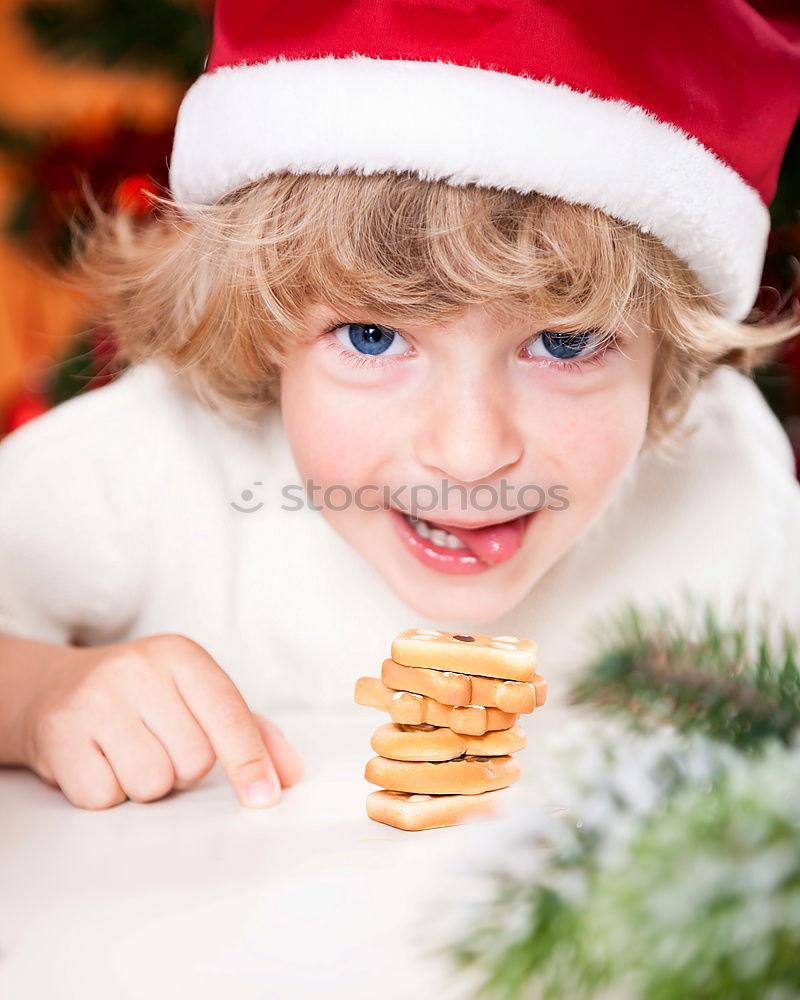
[432, 516, 527, 566]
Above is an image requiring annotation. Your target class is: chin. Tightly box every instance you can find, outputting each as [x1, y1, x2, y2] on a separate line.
[384, 566, 538, 626]
[330, 507, 550, 624]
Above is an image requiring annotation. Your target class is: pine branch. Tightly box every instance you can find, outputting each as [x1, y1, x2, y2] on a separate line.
[0, 121, 39, 155]
[569, 596, 800, 750]
[439, 730, 800, 1000]
[770, 117, 800, 229]
[21, 0, 209, 80]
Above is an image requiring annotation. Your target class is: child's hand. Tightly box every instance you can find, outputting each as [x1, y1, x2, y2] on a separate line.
[19, 633, 305, 810]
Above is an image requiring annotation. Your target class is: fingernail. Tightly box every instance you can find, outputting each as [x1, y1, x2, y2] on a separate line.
[243, 779, 279, 808]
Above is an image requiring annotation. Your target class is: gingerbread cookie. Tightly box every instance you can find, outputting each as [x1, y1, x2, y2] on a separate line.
[471, 672, 547, 714]
[392, 628, 537, 682]
[381, 657, 472, 706]
[366, 788, 509, 831]
[364, 753, 521, 795]
[447, 701, 521, 735]
[381, 657, 542, 714]
[370, 721, 527, 762]
[354, 676, 519, 735]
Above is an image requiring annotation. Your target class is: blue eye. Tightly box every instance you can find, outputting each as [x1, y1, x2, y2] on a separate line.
[335, 323, 408, 357]
[524, 329, 603, 361]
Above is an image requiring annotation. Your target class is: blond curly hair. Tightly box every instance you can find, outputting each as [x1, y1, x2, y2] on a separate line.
[73, 170, 799, 455]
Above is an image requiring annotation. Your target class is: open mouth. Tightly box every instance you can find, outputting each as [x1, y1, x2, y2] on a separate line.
[388, 507, 536, 576]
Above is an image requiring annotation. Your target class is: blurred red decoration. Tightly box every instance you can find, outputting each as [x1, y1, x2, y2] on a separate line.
[4, 389, 50, 434]
[9, 125, 173, 262]
[113, 174, 158, 215]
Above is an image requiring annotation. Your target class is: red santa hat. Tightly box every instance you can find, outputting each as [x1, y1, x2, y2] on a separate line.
[169, 1, 800, 322]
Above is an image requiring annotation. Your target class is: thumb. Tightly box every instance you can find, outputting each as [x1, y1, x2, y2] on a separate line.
[253, 714, 306, 788]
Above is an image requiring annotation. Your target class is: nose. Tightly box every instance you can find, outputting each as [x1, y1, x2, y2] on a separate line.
[414, 372, 523, 484]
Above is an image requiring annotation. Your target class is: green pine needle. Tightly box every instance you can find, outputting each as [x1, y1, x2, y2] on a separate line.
[0, 121, 39, 155]
[569, 594, 800, 750]
[22, 0, 209, 79]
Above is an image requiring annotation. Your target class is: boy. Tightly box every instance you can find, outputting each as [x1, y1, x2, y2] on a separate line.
[0, 0, 798, 810]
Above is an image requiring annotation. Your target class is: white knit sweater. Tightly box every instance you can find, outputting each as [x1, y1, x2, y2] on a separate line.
[1, 359, 798, 710]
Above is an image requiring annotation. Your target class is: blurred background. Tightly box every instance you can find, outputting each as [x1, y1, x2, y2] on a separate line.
[0, 0, 798, 475]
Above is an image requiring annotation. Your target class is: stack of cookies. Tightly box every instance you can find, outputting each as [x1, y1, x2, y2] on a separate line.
[355, 628, 547, 831]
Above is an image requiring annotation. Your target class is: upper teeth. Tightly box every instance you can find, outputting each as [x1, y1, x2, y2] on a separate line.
[407, 515, 467, 549]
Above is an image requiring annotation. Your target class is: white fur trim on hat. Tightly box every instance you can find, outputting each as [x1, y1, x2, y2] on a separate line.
[169, 56, 769, 321]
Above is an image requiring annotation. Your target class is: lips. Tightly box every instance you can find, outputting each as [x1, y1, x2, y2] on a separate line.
[390, 506, 535, 574]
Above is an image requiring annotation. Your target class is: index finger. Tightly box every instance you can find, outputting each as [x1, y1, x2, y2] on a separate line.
[166, 637, 282, 808]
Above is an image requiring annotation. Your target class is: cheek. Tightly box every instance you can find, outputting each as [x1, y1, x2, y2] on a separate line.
[279, 361, 384, 488]
[533, 378, 651, 502]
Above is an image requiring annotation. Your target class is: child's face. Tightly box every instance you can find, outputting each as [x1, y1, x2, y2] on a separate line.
[280, 303, 657, 623]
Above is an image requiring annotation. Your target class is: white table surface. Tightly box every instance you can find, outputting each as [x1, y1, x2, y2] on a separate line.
[0, 704, 565, 1000]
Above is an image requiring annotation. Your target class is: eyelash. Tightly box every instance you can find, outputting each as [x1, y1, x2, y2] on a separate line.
[321, 321, 621, 374]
